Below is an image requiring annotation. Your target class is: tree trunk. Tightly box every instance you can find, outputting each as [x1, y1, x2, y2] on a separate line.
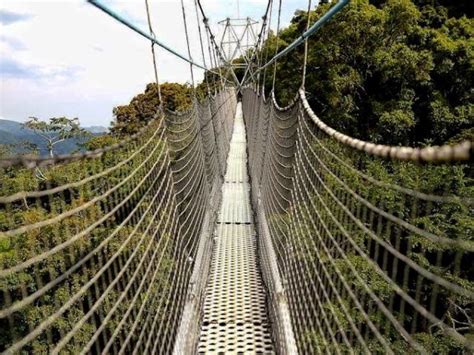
[47, 140, 54, 157]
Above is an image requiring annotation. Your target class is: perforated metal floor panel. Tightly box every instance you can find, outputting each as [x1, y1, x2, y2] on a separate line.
[197, 104, 274, 354]
[217, 184, 252, 224]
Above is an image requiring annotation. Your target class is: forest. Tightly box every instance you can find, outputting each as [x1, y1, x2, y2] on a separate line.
[246, 0, 473, 352]
[0, 0, 472, 353]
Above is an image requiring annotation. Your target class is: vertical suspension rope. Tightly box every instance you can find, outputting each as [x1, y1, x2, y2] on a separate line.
[196, 0, 228, 89]
[255, 1, 271, 90]
[261, 0, 274, 92]
[271, 0, 283, 92]
[301, 0, 313, 88]
[204, 21, 222, 91]
[194, 0, 211, 96]
[236, 0, 271, 89]
[144, 0, 163, 110]
[210, 33, 226, 90]
[214, 45, 227, 89]
[180, 0, 196, 93]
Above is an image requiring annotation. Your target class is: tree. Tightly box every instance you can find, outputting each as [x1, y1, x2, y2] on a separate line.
[0, 144, 12, 159]
[23, 117, 90, 157]
[261, 0, 473, 147]
[112, 82, 193, 135]
[251, 0, 473, 352]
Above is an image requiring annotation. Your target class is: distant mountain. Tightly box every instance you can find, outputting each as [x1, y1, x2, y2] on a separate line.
[85, 126, 108, 134]
[0, 119, 107, 156]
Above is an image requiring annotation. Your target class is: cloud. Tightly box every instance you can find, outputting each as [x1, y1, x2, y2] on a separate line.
[0, 34, 26, 50]
[0, 57, 82, 80]
[91, 45, 104, 52]
[0, 9, 31, 25]
[0, 0, 309, 127]
[0, 57, 32, 78]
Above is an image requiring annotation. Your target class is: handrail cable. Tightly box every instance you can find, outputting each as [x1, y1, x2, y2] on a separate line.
[299, 89, 472, 163]
[87, 0, 204, 69]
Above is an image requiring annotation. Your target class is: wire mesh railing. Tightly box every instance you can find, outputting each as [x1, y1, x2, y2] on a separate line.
[0, 88, 236, 354]
[243, 87, 473, 354]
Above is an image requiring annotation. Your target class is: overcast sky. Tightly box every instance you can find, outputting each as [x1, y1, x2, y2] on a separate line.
[0, 0, 308, 127]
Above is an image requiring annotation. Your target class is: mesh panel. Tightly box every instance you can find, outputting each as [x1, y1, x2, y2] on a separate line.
[198, 103, 275, 354]
[242, 87, 473, 354]
[0, 89, 236, 354]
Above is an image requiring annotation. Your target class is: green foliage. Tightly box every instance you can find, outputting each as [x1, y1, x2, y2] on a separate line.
[255, 0, 474, 343]
[289, 133, 473, 352]
[262, 0, 473, 147]
[0, 114, 174, 351]
[196, 69, 225, 98]
[23, 117, 90, 157]
[112, 82, 193, 135]
[82, 135, 118, 150]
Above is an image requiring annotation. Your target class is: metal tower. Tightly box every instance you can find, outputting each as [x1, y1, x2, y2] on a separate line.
[218, 16, 259, 87]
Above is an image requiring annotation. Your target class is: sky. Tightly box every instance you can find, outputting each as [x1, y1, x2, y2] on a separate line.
[0, 0, 309, 127]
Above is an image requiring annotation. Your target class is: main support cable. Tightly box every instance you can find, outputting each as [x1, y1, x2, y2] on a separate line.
[88, 0, 219, 74]
[89, 0, 235, 91]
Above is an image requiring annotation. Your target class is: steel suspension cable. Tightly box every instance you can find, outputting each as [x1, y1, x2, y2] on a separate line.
[237, 0, 275, 88]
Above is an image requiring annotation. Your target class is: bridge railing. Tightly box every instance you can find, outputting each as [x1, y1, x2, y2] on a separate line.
[0, 88, 236, 354]
[243, 87, 473, 354]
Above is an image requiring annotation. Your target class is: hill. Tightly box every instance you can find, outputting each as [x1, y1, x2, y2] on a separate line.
[0, 119, 107, 156]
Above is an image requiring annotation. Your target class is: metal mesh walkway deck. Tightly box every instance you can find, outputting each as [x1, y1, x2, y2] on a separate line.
[197, 104, 275, 354]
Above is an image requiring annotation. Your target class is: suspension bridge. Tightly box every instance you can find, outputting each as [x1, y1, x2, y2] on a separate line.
[0, 0, 473, 354]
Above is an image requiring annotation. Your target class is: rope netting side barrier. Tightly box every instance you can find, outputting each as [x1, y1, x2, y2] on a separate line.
[242, 87, 473, 354]
[0, 89, 236, 354]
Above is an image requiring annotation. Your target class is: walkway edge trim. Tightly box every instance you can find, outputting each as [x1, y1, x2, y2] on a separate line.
[172, 177, 222, 354]
[256, 193, 298, 354]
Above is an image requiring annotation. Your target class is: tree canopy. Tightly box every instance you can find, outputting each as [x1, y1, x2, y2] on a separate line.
[259, 0, 473, 147]
[23, 117, 89, 157]
[112, 82, 194, 135]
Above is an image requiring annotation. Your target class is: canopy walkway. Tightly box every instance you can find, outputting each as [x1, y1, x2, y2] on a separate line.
[0, 0, 473, 354]
[1, 86, 472, 354]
